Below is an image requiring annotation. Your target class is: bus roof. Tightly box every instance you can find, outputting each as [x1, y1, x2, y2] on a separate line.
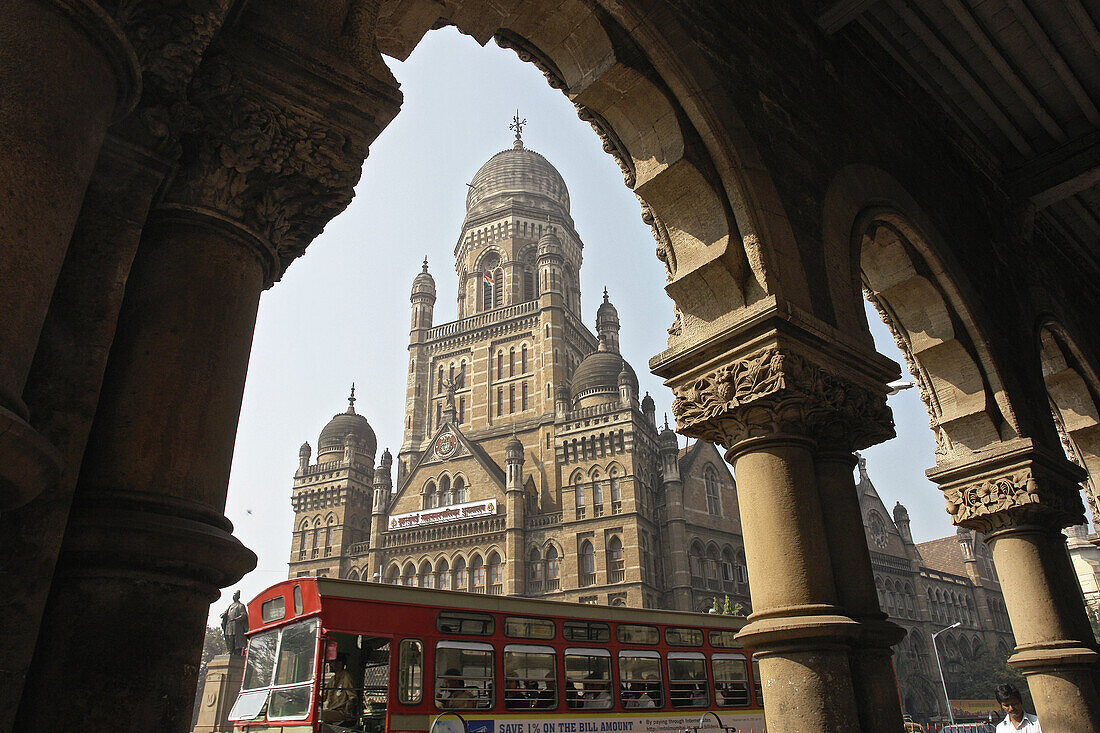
[248, 578, 747, 633]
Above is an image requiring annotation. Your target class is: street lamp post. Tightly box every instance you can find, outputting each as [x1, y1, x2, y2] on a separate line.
[932, 621, 962, 725]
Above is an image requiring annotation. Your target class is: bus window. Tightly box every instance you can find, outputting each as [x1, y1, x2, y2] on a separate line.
[241, 629, 278, 690]
[505, 616, 555, 640]
[616, 624, 658, 645]
[437, 611, 495, 636]
[435, 641, 494, 710]
[618, 650, 663, 708]
[293, 585, 303, 615]
[665, 627, 703, 647]
[503, 644, 557, 710]
[712, 652, 749, 706]
[398, 639, 423, 704]
[667, 652, 708, 708]
[751, 657, 763, 704]
[562, 621, 610, 643]
[564, 648, 611, 710]
[708, 630, 738, 648]
[268, 619, 318, 718]
[262, 596, 286, 623]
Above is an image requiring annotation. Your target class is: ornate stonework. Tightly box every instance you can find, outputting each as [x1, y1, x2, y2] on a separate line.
[670, 346, 894, 450]
[942, 466, 1085, 533]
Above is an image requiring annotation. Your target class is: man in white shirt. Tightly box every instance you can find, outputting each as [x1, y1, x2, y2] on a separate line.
[994, 684, 1041, 732]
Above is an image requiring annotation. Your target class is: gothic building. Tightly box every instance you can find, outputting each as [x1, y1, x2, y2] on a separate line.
[287, 132, 748, 611]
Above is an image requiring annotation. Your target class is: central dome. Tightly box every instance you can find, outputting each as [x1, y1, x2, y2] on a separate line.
[464, 141, 570, 221]
[570, 350, 639, 405]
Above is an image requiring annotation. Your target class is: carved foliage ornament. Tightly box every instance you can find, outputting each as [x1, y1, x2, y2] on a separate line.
[670, 347, 894, 450]
[164, 54, 368, 279]
[943, 468, 1085, 533]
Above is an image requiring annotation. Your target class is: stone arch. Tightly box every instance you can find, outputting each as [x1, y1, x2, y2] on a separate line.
[822, 165, 1019, 461]
[346, 567, 359, 581]
[419, 558, 434, 588]
[1038, 321, 1100, 519]
[385, 563, 400, 584]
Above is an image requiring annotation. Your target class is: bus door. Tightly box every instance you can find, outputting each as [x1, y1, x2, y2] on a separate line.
[318, 633, 391, 733]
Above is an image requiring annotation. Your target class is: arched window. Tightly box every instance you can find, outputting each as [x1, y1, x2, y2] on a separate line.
[488, 552, 503, 593]
[607, 536, 624, 582]
[509, 384, 515, 413]
[458, 361, 466, 388]
[438, 366, 444, 393]
[453, 476, 466, 504]
[311, 519, 321, 556]
[324, 516, 335, 556]
[609, 467, 621, 513]
[497, 351, 504, 380]
[704, 466, 722, 515]
[419, 560, 434, 589]
[521, 345, 528, 373]
[522, 382, 528, 411]
[297, 520, 309, 560]
[493, 267, 504, 307]
[437, 559, 451, 590]
[705, 544, 720, 590]
[735, 549, 748, 584]
[453, 556, 468, 591]
[402, 562, 416, 587]
[528, 547, 544, 590]
[523, 268, 535, 300]
[509, 347, 515, 376]
[689, 541, 705, 585]
[580, 541, 596, 585]
[424, 480, 437, 509]
[573, 471, 587, 519]
[386, 564, 400, 584]
[449, 363, 455, 386]
[441, 475, 452, 506]
[471, 555, 486, 593]
[497, 387, 503, 416]
[591, 469, 603, 516]
[545, 546, 560, 589]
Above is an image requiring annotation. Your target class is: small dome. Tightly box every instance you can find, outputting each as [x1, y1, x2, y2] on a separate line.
[596, 288, 619, 324]
[537, 230, 563, 260]
[411, 258, 436, 300]
[617, 362, 632, 387]
[893, 502, 910, 523]
[641, 392, 655, 412]
[318, 388, 377, 459]
[570, 351, 639, 404]
[299, 442, 311, 456]
[506, 433, 524, 456]
[658, 415, 678, 448]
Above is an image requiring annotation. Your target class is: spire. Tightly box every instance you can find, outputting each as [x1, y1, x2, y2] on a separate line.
[603, 286, 609, 302]
[664, 413, 670, 430]
[422, 256, 429, 272]
[347, 383, 356, 413]
[510, 110, 527, 149]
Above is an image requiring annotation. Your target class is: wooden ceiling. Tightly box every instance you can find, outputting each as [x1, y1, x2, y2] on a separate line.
[818, 0, 1100, 252]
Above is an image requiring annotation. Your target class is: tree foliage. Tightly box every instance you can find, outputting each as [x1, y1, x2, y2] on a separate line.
[945, 640, 1029, 705]
[711, 595, 743, 616]
[191, 626, 229, 727]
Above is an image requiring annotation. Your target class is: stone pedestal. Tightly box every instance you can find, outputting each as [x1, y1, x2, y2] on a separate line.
[192, 653, 245, 733]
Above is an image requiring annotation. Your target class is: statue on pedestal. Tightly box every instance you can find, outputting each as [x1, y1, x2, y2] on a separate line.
[220, 590, 248, 656]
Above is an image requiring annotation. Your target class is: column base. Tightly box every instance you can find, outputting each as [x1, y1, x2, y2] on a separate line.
[0, 405, 62, 510]
[736, 604, 862, 648]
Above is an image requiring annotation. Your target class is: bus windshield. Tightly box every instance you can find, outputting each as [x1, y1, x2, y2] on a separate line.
[229, 618, 319, 722]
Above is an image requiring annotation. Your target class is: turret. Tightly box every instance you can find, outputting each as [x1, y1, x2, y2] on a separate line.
[343, 433, 356, 464]
[536, 229, 564, 301]
[410, 258, 436, 340]
[893, 501, 913, 545]
[555, 383, 570, 419]
[505, 432, 525, 491]
[596, 288, 620, 353]
[641, 392, 656, 426]
[298, 442, 311, 473]
[504, 429, 526, 594]
[372, 448, 393, 514]
[618, 361, 634, 407]
[658, 415, 680, 482]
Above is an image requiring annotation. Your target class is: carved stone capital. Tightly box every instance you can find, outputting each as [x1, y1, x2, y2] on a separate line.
[155, 39, 401, 283]
[928, 440, 1087, 533]
[653, 304, 899, 452]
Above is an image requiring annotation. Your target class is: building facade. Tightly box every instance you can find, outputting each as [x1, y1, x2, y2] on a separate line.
[287, 133, 749, 612]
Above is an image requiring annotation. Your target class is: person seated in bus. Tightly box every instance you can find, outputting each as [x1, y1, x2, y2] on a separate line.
[690, 682, 708, 707]
[504, 673, 532, 709]
[624, 675, 659, 709]
[437, 669, 475, 709]
[582, 674, 611, 709]
[321, 654, 359, 725]
[716, 681, 747, 706]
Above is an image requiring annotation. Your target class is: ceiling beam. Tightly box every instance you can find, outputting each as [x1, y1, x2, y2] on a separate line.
[817, 0, 880, 34]
[1008, 130, 1100, 208]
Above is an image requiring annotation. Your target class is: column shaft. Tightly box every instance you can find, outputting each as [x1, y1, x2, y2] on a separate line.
[15, 214, 261, 732]
[988, 526, 1100, 732]
[816, 450, 906, 733]
[0, 0, 137, 509]
[730, 436, 862, 733]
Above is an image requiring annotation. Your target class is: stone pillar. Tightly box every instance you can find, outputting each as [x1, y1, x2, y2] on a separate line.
[191, 653, 245, 733]
[930, 441, 1100, 732]
[15, 17, 402, 732]
[816, 449, 906, 731]
[0, 0, 139, 511]
[505, 435, 526, 595]
[655, 313, 900, 733]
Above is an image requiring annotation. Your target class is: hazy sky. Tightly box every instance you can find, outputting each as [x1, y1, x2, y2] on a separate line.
[210, 27, 948, 622]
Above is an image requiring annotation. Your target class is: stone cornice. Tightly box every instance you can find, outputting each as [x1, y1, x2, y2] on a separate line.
[927, 440, 1086, 533]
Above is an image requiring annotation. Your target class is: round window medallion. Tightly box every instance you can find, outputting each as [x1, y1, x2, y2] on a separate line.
[435, 432, 458, 459]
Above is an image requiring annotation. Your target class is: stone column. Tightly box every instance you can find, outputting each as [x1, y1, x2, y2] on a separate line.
[816, 449, 907, 731]
[656, 316, 899, 733]
[16, 19, 402, 732]
[1, 4, 233, 723]
[930, 441, 1100, 732]
[0, 0, 139, 511]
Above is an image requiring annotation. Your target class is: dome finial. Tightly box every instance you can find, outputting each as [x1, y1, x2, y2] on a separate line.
[510, 110, 527, 149]
[664, 413, 670, 430]
[422, 256, 429, 273]
[347, 383, 357, 413]
[603, 287, 609, 302]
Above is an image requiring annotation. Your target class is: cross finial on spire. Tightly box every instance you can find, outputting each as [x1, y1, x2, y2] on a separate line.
[348, 383, 356, 413]
[510, 110, 527, 143]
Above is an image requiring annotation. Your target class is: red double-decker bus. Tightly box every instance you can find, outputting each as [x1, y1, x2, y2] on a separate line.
[228, 578, 766, 733]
